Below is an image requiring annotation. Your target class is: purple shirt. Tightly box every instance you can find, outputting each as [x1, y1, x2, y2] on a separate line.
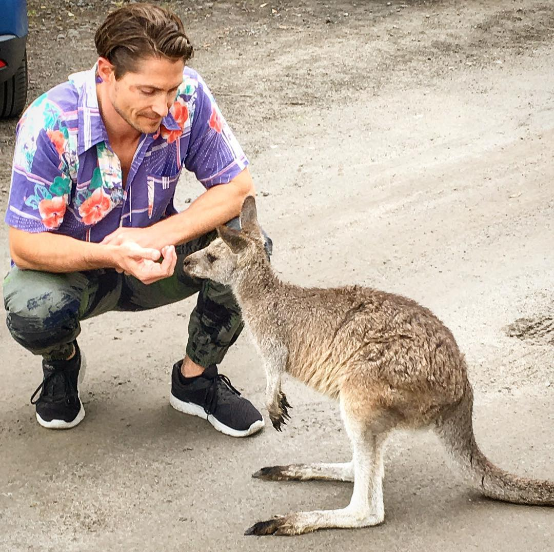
[5, 66, 248, 242]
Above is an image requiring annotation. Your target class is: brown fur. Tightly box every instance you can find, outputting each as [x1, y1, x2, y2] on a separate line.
[183, 197, 553, 536]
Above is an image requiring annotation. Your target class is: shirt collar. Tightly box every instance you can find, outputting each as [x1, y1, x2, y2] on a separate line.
[69, 65, 106, 156]
[161, 111, 181, 131]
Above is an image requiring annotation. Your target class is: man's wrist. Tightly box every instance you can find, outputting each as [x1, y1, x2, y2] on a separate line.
[84, 243, 121, 270]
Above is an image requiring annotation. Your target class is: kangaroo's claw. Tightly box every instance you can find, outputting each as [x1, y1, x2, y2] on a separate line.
[279, 392, 292, 419]
[271, 415, 286, 431]
[281, 394, 292, 410]
[252, 465, 288, 480]
[245, 516, 289, 536]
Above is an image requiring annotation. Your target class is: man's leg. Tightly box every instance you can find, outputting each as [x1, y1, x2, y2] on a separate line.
[168, 272, 265, 437]
[3, 267, 121, 428]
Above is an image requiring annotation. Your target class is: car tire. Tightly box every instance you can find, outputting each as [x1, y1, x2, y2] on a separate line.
[0, 50, 28, 118]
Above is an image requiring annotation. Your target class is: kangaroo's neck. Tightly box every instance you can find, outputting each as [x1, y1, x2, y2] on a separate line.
[233, 257, 283, 309]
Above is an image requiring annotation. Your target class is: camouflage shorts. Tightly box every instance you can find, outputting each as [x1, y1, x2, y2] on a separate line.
[3, 219, 272, 365]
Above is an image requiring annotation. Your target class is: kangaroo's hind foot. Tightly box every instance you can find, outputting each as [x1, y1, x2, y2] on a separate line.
[253, 461, 354, 482]
[245, 507, 384, 536]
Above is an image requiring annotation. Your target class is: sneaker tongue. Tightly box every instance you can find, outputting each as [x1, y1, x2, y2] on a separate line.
[200, 365, 218, 380]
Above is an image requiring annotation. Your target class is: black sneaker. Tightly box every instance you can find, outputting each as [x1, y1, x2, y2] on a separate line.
[30, 342, 86, 429]
[170, 362, 264, 437]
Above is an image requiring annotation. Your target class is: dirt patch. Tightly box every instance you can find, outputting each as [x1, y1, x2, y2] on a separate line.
[505, 315, 554, 345]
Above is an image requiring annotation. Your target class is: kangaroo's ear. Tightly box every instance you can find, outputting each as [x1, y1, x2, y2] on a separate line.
[240, 195, 259, 233]
[217, 225, 249, 253]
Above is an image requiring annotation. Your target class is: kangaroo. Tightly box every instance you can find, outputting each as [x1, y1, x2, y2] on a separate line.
[182, 196, 553, 536]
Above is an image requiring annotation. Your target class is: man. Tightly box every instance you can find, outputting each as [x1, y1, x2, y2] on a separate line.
[3, 3, 267, 437]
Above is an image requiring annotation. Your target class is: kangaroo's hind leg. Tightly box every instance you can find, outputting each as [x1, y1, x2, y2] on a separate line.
[246, 398, 391, 536]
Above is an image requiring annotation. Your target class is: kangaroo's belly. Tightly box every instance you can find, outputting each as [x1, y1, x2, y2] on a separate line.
[285, 319, 467, 404]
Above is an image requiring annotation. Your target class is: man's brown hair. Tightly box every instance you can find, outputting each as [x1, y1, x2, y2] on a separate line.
[95, 3, 194, 79]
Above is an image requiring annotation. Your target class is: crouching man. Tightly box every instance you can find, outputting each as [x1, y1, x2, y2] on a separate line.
[3, 3, 267, 437]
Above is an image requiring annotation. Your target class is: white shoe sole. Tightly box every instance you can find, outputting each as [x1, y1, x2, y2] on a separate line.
[36, 400, 85, 429]
[36, 349, 87, 430]
[170, 394, 265, 438]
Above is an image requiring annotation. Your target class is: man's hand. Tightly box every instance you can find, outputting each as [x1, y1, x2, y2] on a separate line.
[101, 226, 168, 250]
[8, 226, 178, 277]
[114, 243, 178, 285]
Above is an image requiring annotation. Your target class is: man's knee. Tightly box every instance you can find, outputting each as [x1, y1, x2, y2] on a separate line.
[3, 268, 83, 353]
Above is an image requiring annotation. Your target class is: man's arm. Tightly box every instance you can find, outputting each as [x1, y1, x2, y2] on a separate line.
[162, 167, 255, 245]
[102, 167, 255, 250]
[9, 228, 177, 285]
[9, 167, 252, 278]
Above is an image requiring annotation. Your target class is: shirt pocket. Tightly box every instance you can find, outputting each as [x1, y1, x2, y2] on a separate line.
[146, 170, 182, 221]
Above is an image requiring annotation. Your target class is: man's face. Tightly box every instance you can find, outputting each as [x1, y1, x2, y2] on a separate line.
[100, 55, 185, 135]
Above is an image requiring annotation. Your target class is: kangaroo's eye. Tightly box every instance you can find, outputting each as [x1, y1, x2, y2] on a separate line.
[207, 253, 217, 263]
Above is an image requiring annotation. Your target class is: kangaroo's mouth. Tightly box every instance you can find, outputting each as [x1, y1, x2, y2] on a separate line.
[182, 254, 212, 280]
[182, 255, 197, 276]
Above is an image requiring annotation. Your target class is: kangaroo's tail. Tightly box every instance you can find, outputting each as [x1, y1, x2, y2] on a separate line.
[434, 382, 554, 506]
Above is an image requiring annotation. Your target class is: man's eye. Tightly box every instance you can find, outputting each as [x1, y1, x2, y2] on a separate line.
[141, 89, 155, 96]
[207, 253, 217, 263]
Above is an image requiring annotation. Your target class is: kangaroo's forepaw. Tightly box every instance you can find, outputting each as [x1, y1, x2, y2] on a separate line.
[245, 516, 296, 536]
[268, 392, 292, 431]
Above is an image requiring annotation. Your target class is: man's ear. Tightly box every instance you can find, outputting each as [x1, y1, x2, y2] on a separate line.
[217, 225, 249, 253]
[96, 57, 115, 83]
[240, 195, 259, 234]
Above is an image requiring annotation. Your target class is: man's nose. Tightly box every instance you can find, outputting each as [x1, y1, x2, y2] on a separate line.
[152, 96, 170, 118]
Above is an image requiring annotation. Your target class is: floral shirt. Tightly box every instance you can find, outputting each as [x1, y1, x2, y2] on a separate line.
[5, 66, 248, 242]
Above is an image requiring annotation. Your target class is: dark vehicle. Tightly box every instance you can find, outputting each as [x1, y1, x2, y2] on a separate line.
[0, 0, 28, 118]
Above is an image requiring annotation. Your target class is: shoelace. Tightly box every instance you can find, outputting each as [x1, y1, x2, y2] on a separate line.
[203, 374, 241, 416]
[30, 369, 77, 405]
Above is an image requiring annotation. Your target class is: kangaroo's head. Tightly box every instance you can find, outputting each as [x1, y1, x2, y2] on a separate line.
[183, 195, 266, 286]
